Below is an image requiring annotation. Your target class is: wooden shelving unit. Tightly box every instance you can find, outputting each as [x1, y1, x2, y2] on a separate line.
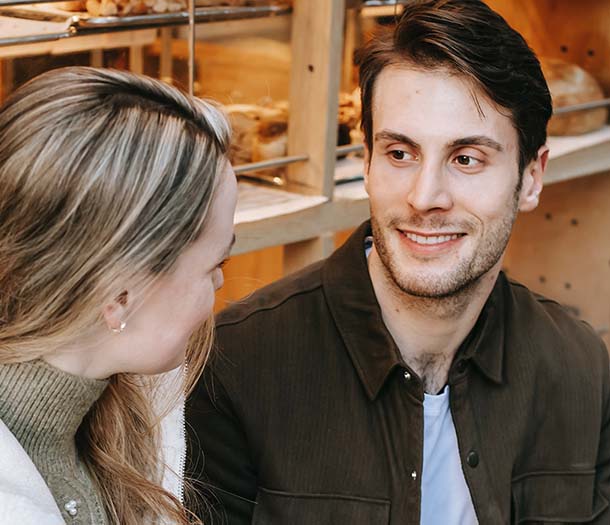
[0, 0, 608, 343]
[232, 125, 610, 255]
[229, 0, 610, 347]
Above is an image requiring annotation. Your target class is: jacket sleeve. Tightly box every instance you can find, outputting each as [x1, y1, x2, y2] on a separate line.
[185, 368, 258, 525]
[594, 340, 610, 523]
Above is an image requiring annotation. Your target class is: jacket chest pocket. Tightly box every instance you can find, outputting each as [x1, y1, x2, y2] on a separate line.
[511, 471, 608, 524]
[252, 487, 390, 525]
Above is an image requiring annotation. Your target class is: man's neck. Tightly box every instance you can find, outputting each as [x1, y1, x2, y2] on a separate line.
[368, 247, 501, 393]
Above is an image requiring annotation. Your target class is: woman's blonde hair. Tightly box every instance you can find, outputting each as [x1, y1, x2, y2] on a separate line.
[0, 66, 231, 524]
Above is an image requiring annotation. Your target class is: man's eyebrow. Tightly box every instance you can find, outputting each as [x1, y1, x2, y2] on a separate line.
[449, 136, 504, 152]
[374, 130, 504, 154]
[374, 130, 421, 150]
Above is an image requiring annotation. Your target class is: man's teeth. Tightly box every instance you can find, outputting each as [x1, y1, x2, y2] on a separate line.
[404, 232, 461, 245]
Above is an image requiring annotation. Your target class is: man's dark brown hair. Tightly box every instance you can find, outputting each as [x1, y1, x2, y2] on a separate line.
[356, 0, 553, 175]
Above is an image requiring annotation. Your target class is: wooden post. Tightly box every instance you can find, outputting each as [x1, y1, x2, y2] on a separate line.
[129, 45, 144, 74]
[90, 49, 103, 68]
[159, 27, 173, 84]
[0, 58, 14, 103]
[283, 0, 345, 272]
[283, 233, 335, 275]
[286, 0, 345, 197]
[342, 7, 358, 91]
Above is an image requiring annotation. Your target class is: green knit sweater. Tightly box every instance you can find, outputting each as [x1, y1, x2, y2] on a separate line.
[0, 360, 109, 524]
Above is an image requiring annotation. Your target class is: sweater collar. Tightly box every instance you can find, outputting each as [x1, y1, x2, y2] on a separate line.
[0, 359, 108, 469]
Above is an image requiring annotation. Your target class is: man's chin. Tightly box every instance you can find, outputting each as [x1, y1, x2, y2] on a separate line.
[395, 280, 466, 299]
[387, 266, 480, 299]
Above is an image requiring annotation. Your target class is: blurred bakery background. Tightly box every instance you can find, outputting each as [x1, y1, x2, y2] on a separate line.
[1, 0, 608, 347]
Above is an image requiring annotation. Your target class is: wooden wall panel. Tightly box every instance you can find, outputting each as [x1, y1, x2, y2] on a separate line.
[504, 172, 610, 348]
[214, 245, 284, 313]
[148, 38, 291, 104]
[214, 1, 610, 345]
[487, 0, 610, 92]
[215, 229, 355, 312]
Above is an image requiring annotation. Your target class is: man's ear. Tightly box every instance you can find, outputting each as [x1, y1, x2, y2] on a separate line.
[518, 145, 549, 212]
[102, 290, 129, 333]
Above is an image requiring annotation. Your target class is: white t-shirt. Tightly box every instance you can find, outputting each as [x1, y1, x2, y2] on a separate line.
[421, 386, 478, 524]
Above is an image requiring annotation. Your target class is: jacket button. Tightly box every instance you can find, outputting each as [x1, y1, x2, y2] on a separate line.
[403, 370, 412, 381]
[466, 450, 479, 468]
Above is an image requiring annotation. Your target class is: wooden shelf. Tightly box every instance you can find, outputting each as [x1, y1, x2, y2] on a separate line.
[233, 127, 610, 255]
[235, 182, 327, 226]
[233, 176, 368, 255]
[0, 3, 291, 49]
[2, 0, 608, 273]
[0, 25, 156, 58]
[545, 126, 610, 184]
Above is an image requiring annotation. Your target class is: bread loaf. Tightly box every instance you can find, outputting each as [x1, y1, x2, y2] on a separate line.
[53, 1, 86, 11]
[196, 0, 288, 6]
[225, 103, 288, 167]
[542, 58, 608, 135]
[226, 91, 363, 177]
[85, 0, 184, 15]
[224, 105, 261, 165]
[252, 101, 289, 165]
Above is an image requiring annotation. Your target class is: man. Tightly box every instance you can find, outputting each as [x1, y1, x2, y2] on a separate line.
[187, 1, 610, 523]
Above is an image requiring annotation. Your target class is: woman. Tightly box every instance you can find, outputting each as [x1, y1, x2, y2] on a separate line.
[0, 66, 237, 524]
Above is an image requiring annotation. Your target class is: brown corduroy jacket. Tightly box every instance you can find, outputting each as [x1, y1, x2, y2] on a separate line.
[186, 221, 610, 525]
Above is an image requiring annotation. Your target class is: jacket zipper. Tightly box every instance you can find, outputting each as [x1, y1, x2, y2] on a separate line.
[177, 362, 188, 504]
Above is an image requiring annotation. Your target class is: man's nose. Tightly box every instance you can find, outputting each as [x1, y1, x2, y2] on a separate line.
[406, 161, 453, 213]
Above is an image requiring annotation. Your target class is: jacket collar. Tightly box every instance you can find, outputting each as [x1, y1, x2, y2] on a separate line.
[322, 221, 506, 400]
[463, 275, 507, 385]
[0, 418, 64, 523]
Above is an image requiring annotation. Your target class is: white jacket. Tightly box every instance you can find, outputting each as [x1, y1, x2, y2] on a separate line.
[0, 368, 186, 525]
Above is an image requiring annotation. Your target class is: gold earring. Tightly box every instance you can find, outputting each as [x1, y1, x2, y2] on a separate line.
[110, 321, 126, 334]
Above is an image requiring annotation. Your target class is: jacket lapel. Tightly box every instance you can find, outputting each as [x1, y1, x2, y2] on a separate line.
[0, 418, 65, 524]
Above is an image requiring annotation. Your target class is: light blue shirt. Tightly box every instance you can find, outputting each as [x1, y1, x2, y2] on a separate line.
[422, 386, 478, 524]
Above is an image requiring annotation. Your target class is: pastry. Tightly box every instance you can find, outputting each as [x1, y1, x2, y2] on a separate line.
[542, 58, 608, 135]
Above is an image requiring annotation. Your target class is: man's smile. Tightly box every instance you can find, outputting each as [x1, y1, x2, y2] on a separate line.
[397, 228, 467, 253]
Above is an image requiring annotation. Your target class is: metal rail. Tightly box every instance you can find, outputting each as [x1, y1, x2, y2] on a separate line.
[360, 0, 409, 6]
[234, 153, 309, 176]
[0, 0, 75, 5]
[336, 143, 365, 155]
[233, 143, 373, 176]
[0, 4, 291, 47]
[553, 98, 610, 115]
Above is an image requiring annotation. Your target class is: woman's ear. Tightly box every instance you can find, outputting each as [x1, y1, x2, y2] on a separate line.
[102, 290, 129, 333]
[518, 145, 549, 212]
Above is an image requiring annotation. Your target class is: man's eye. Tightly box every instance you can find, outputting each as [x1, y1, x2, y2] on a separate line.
[389, 150, 412, 161]
[455, 155, 481, 167]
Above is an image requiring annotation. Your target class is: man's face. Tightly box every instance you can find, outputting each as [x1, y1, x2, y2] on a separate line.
[365, 66, 538, 298]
